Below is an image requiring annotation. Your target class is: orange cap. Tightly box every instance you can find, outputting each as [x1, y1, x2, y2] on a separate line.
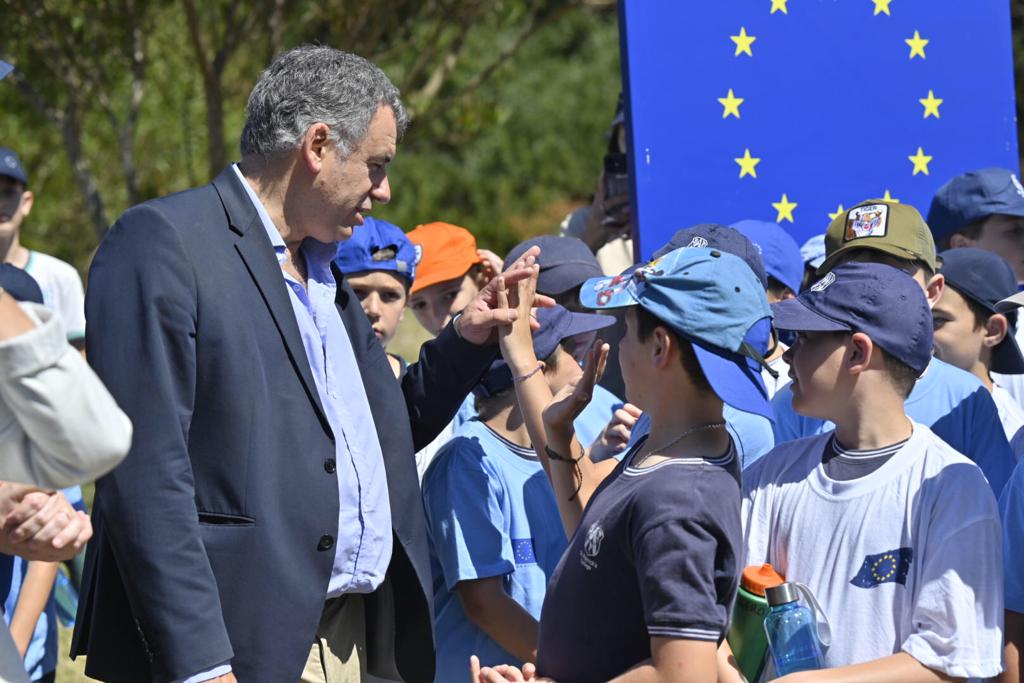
[406, 222, 482, 294]
[741, 564, 785, 597]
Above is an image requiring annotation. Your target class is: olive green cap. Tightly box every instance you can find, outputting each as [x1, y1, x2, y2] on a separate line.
[818, 199, 939, 274]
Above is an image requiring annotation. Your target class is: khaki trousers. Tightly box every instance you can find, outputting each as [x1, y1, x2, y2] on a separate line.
[300, 594, 367, 683]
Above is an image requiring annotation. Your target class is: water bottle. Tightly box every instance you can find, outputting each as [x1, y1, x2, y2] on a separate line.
[763, 582, 824, 676]
[727, 564, 785, 682]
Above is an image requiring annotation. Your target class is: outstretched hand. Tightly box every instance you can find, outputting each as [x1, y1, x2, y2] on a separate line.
[471, 655, 549, 682]
[497, 265, 541, 375]
[455, 246, 555, 345]
[543, 339, 609, 435]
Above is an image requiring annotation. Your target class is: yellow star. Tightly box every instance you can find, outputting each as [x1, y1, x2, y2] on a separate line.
[908, 147, 933, 176]
[718, 89, 744, 119]
[731, 27, 757, 57]
[735, 149, 761, 179]
[770, 0, 788, 14]
[828, 204, 846, 220]
[919, 89, 943, 118]
[872, 0, 892, 16]
[905, 30, 928, 59]
[882, 189, 900, 203]
[772, 194, 798, 223]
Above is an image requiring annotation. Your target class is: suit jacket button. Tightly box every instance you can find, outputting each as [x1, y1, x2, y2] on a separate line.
[324, 458, 337, 474]
[318, 534, 335, 551]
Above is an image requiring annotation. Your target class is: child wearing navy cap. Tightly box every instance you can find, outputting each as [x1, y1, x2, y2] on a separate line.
[931, 248, 1024, 447]
[734, 262, 1003, 682]
[335, 216, 417, 378]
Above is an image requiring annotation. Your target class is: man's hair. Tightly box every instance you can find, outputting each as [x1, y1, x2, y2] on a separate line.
[936, 220, 985, 250]
[632, 307, 713, 394]
[240, 45, 409, 160]
[879, 348, 921, 399]
[475, 346, 562, 420]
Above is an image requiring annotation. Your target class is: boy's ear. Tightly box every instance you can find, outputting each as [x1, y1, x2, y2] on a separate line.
[651, 326, 673, 370]
[982, 313, 1009, 348]
[924, 273, 944, 308]
[847, 332, 875, 376]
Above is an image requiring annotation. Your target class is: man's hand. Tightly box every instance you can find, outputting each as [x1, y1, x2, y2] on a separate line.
[471, 655, 550, 682]
[543, 340, 609, 437]
[0, 486, 92, 561]
[589, 403, 643, 461]
[456, 246, 555, 345]
[477, 248, 505, 283]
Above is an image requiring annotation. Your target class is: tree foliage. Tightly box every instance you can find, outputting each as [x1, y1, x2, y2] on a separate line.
[0, 0, 621, 272]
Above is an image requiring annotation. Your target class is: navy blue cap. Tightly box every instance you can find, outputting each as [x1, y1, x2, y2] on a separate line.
[504, 236, 603, 296]
[652, 224, 768, 289]
[731, 219, 804, 294]
[0, 149, 27, 186]
[0, 61, 12, 81]
[474, 305, 615, 397]
[928, 168, 1024, 240]
[771, 262, 933, 375]
[938, 247, 1024, 374]
[0, 264, 43, 304]
[335, 217, 415, 284]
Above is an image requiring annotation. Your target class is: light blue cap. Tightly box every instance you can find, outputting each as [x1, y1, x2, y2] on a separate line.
[731, 219, 804, 294]
[580, 246, 774, 420]
[800, 234, 827, 269]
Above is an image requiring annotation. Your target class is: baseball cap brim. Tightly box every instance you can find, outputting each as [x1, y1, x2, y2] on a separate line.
[770, 298, 852, 333]
[996, 291, 1024, 313]
[992, 332, 1024, 374]
[579, 273, 639, 310]
[539, 261, 605, 295]
[555, 309, 617, 339]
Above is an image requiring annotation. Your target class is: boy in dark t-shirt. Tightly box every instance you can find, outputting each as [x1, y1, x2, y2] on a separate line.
[474, 246, 775, 683]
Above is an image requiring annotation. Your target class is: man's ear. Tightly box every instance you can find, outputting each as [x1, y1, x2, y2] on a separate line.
[924, 273, 945, 308]
[847, 332, 875, 376]
[301, 123, 332, 174]
[983, 313, 1009, 348]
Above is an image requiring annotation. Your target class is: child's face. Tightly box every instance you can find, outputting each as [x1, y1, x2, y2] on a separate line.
[973, 215, 1024, 283]
[408, 273, 481, 337]
[0, 177, 31, 236]
[618, 308, 647, 408]
[349, 270, 408, 348]
[931, 287, 987, 373]
[783, 331, 851, 418]
[545, 345, 582, 396]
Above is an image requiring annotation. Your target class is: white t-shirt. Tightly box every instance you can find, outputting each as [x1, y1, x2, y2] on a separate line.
[743, 424, 1003, 679]
[993, 383, 1024, 448]
[762, 343, 791, 399]
[24, 251, 85, 341]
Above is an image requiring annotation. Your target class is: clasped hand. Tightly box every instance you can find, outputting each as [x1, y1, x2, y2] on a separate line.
[0, 482, 92, 561]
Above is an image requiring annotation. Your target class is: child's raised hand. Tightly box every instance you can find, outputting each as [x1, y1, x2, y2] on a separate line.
[543, 339, 609, 434]
[497, 267, 541, 375]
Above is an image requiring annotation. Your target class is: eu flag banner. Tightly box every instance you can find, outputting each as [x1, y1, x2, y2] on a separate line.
[619, 0, 1019, 258]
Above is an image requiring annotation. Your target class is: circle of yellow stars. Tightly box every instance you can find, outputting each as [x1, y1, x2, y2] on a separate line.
[871, 553, 898, 582]
[721, 1, 941, 223]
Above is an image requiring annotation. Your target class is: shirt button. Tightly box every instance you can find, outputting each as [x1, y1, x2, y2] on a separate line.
[324, 459, 337, 474]
[318, 535, 335, 551]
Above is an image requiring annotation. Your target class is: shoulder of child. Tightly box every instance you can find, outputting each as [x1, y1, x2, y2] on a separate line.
[742, 432, 831, 492]
[421, 425, 500, 489]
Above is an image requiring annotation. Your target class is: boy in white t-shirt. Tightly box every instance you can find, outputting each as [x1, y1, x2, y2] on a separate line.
[0, 148, 85, 347]
[736, 261, 1004, 682]
[931, 247, 1024, 451]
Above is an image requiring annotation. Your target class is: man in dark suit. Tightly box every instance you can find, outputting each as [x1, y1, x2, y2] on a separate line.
[71, 45, 538, 683]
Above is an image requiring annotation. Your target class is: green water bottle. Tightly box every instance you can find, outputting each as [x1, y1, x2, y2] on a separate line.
[727, 564, 785, 682]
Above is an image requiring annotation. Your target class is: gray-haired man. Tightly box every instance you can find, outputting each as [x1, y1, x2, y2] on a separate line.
[72, 45, 537, 683]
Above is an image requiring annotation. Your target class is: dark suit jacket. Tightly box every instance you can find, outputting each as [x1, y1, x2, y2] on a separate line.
[71, 167, 496, 682]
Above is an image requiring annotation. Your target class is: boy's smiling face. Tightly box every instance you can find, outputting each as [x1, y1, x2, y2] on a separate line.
[783, 330, 851, 419]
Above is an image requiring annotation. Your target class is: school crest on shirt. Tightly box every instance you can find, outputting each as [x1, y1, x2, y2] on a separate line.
[844, 204, 889, 240]
[579, 522, 605, 571]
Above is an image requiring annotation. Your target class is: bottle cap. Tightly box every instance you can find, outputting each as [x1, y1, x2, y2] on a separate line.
[741, 564, 785, 597]
[765, 582, 800, 606]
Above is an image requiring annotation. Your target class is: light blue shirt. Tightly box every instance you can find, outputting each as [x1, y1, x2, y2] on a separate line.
[1000, 456, 1024, 613]
[233, 165, 392, 596]
[622, 405, 774, 469]
[422, 419, 567, 683]
[771, 357, 1015, 497]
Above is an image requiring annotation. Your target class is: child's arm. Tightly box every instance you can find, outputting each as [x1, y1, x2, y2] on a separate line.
[773, 652, 962, 683]
[455, 577, 539, 663]
[1000, 609, 1023, 683]
[9, 560, 58, 656]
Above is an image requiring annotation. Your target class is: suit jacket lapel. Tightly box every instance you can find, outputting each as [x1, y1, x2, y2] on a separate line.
[212, 167, 330, 429]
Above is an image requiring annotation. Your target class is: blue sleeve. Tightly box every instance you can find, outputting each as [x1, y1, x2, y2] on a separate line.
[61, 485, 85, 512]
[1000, 459, 1024, 613]
[724, 407, 774, 469]
[932, 387, 1015, 498]
[422, 438, 514, 591]
[770, 385, 806, 443]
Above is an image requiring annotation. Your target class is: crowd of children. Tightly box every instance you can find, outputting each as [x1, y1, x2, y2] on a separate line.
[335, 164, 1024, 683]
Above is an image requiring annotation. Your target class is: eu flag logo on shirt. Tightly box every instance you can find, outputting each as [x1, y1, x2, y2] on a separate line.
[850, 547, 913, 588]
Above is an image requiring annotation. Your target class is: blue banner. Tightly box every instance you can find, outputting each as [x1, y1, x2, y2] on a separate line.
[619, 0, 1019, 258]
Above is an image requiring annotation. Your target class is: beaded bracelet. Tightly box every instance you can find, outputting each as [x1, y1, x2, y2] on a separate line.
[513, 362, 544, 383]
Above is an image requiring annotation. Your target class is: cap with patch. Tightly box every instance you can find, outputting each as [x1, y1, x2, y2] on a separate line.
[819, 199, 937, 275]
[0, 148, 27, 186]
[504, 235, 603, 296]
[405, 221, 482, 294]
[0, 61, 12, 81]
[800, 234, 827, 270]
[580, 246, 774, 420]
[652, 223, 767, 288]
[335, 217, 416, 285]
[731, 219, 804, 294]
[474, 305, 615, 397]
[938, 247, 1024, 374]
[772, 262, 933, 375]
[928, 168, 1024, 241]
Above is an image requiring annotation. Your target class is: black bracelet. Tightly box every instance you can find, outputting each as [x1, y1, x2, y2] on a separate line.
[544, 444, 585, 463]
[544, 444, 585, 501]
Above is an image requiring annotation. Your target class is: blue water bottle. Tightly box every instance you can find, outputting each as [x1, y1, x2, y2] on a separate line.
[763, 582, 824, 676]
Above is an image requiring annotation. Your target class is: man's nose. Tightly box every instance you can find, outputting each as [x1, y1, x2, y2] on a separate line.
[371, 175, 391, 205]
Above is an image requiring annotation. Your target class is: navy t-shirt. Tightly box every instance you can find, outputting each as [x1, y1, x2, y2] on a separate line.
[536, 438, 742, 683]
